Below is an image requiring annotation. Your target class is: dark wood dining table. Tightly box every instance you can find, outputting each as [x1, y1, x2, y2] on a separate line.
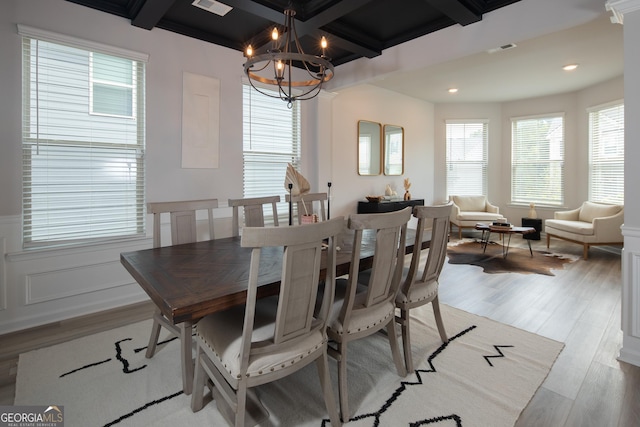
[120, 228, 430, 394]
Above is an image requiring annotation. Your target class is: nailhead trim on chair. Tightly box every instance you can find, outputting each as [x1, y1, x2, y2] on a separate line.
[197, 330, 325, 379]
[345, 310, 392, 334]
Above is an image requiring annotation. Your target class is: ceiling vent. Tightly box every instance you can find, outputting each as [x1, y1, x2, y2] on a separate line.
[487, 43, 517, 54]
[192, 0, 233, 16]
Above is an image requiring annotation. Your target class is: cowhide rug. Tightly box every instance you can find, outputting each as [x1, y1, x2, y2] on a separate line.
[447, 239, 578, 276]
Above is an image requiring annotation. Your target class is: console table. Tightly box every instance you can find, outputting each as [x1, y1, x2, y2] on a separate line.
[357, 198, 424, 214]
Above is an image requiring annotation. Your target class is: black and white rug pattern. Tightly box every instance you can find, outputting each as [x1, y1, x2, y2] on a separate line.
[15, 305, 563, 426]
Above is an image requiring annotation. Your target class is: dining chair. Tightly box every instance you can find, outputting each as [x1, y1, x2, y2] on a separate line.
[190, 218, 345, 427]
[285, 192, 328, 224]
[326, 206, 412, 421]
[395, 202, 453, 373]
[145, 199, 218, 395]
[228, 195, 280, 236]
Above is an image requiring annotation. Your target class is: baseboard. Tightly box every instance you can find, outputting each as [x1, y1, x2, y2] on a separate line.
[0, 300, 156, 360]
[618, 348, 640, 368]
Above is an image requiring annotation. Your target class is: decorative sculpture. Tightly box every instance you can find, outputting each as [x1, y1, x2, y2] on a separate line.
[404, 178, 412, 201]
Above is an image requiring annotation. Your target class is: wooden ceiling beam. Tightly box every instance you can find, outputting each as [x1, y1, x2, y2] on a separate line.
[423, 0, 482, 26]
[131, 0, 178, 30]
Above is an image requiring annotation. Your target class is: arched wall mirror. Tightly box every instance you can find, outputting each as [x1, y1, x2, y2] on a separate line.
[358, 120, 382, 175]
[384, 124, 404, 175]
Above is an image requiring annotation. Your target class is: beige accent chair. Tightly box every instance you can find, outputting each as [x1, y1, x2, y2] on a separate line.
[326, 207, 411, 421]
[396, 202, 452, 373]
[145, 199, 218, 395]
[190, 218, 344, 427]
[285, 192, 328, 224]
[545, 201, 623, 259]
[228, 195, 280, 236]
[449, 195, 506, 239]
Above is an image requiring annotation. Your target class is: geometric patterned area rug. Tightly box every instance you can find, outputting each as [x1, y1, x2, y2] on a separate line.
[448, 239, 579, 276]
[15, 305, 563, 426]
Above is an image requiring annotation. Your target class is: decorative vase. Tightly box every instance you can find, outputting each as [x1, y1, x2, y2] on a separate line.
[301, 214, 318, 224]
[404, 191, 411, 201]
[528, 203, 537, 218]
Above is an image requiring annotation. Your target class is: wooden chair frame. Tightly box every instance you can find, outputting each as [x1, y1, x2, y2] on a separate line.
[396, 202, 452, 372]
[285, 192, 328, 224]
[145, 198, 218, 395]
[228, 195, 280, 236]
[191, 218, 345, 426]
[326, 207, 412, 421]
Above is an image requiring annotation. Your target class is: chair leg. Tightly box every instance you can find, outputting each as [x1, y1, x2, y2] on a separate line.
[432, 296, 448, 343]
[546, 233, 551, 249]
[235, 383, 247, 427]
[145, 310, 163, 358]
[583, 244, 589, 260]
[316, 352, 342, 427]
[191, 347, 206, 412]
[336, 341, 350, 422]
[398, 308, 413, 373]
[386, 320, 407, 378]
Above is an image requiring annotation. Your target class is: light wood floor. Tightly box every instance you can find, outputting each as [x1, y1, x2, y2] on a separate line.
[1, 233, 637, 426]
[439, 233, 638, 427]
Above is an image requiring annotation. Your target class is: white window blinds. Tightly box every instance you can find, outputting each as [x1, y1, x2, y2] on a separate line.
[20, 27, 147, 248]
[589, 101, 624, 205]
[511, 114, 564, 206]
[242, 84, 301, 222]
[445, 120, 488, 197]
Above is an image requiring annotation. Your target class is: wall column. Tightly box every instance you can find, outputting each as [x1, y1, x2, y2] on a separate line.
[607, 0, 640, 367]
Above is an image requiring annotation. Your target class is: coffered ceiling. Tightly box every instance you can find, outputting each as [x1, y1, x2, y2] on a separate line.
[64, 0, 623, 104]
[65, 0, 521, 67]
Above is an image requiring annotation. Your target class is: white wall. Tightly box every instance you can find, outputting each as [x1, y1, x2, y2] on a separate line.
[326, 85, 435, 218]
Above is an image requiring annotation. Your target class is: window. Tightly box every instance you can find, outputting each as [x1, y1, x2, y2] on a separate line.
[90, 52, 135, 118]
[511, 114, 564, 206]
[243, 83, 301, 223]
[20, 26, 147, 248]
[589, 101, 624, 204]
[445, 120, 488, 196]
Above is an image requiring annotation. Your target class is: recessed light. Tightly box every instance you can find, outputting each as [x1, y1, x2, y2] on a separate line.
[563, 64, 578, 71]
[448, 88, 458, 94]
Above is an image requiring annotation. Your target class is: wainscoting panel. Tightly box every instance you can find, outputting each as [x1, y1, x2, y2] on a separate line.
[620, 225, 640, 367]
[630, 249, 640, 339]
[0, 212, 233, 334]
[25, 260, 133, 305]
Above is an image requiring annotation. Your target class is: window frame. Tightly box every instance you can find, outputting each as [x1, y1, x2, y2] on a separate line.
[242, 82, 302, 224]
[19, 25, 148, 249]
[445, 119, 489, 197]
[510, 113, 565, 207]
[588, 100, 624, 205]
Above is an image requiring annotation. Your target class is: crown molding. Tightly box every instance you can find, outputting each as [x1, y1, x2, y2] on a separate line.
[606, 0, 640, 24]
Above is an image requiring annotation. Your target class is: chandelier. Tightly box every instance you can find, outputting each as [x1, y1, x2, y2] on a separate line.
[243, 8, 334, 107]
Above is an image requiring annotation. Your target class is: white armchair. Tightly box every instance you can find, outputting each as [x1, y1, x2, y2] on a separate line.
[449, 195, 506, 239]
[545, 201, 623, 259]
